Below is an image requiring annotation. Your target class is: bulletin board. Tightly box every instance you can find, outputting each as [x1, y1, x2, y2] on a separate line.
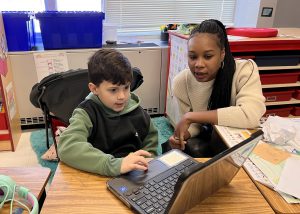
[165, 33, 189, 125]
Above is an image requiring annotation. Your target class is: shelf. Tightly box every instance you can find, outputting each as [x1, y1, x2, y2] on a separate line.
[289, 115, 300, 118]
[0, 129, 10, 141]
[259, 64, 300, 70]
[265, 98, 300, 106]
[0, 129, 9, 134]
[262, 81, 300, 88]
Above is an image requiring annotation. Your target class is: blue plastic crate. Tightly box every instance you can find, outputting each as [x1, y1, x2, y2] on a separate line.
[35, 11, 105, 50]
[2, 11, 35, 51]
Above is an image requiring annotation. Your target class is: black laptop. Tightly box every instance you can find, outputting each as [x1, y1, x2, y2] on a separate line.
[107, 130, 263, 214]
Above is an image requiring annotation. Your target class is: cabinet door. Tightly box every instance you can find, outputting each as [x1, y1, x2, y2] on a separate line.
[0, 60, 21, 151]
[8, 54, 41, 119]
[67, 51, 95, 69]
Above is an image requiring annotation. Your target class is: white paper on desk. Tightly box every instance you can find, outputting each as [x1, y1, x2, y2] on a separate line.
[275, 157, 300, 199]
[262, 116, 300, 152]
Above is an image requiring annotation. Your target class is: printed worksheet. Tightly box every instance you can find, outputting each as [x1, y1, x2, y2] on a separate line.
[34, 52, 69, 82]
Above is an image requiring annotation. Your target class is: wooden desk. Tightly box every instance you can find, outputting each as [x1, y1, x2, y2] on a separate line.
[41, 161, 273, 214]
[214, 125, 300, 214]
[0, 167, 51, 213]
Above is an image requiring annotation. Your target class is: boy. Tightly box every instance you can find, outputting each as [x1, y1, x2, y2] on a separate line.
[58, 49, 158, 176]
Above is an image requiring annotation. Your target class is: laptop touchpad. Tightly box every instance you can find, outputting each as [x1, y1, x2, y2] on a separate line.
[123, 159, 168, 184]
[124, 150, 189, 184]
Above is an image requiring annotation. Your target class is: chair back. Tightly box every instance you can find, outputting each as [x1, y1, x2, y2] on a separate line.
[30, 67, 144, 124]
[30, 69, 89, 124]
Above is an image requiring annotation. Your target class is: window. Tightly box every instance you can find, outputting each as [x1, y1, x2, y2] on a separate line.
[0, 0, 102, 33]
[104, 0, 236, 33]
[1, 0, 236, 37]
[0, 0, 102, 12]
[56, 0, 102, 11]
[0, 0, 45, 11]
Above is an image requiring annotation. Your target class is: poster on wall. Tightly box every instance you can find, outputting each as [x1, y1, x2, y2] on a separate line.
[5, 82, 16, 120]
[33, 51, 69, 82]
[165, 34, 189, 124]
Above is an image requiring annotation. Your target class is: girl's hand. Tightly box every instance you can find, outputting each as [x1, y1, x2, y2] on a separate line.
[169, 135, 186, 150]
[120, 150, 152, 174]
[169, 130, 191, 150]
[174, 115, 191, 146]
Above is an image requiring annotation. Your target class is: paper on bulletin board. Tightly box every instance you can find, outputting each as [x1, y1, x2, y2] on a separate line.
[34, 52, 69, 82]
[5, 82, 16, 120]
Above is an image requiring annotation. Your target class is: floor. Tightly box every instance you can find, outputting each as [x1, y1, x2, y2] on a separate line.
[0, 130, 40, 167]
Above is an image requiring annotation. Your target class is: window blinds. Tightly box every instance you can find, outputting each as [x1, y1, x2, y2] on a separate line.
[104, 0, 236, 33]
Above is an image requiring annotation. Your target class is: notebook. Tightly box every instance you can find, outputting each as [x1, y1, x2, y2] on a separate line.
[107, 130, 263, 214]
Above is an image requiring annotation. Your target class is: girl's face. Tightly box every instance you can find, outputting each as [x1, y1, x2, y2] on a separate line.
[187, 33, 225, 82]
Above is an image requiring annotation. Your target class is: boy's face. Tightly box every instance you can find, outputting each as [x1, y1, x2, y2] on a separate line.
[89, 80, 131, 112]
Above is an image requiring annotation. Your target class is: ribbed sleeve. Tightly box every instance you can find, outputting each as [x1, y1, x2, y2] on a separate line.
[217, 59, 266, 128]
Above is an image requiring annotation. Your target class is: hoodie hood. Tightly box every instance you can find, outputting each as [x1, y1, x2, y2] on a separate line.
[85, 92, 140, 117]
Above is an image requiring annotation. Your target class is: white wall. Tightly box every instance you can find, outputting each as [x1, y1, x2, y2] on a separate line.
[273, 0, 300, 27]
[256, 0, 278, 28]
[234, 0, 261, 27]
[234, 0, 278, 28]
[234, 0, 300, 28]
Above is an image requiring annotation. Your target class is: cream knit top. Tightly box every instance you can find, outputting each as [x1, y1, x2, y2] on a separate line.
[172, 59, 266, 137]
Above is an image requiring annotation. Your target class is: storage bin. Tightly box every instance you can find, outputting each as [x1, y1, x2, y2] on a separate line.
[291, 105, 300, 116]
[2, 11, 35, 51]
[0, 112, 7, 130]
[35, 11, 105, 50]
[263, 89, 294, 102]
[0, 132, 10, 141]
[260, 72, 299, 85]
[292, 89, 300, 100]
[264, 106, 292, 117]
[254, 55, 300, 66]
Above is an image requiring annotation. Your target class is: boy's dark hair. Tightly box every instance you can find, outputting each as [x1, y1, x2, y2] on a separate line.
[190, 19, 236, 110]
[88, 49, 133, 86]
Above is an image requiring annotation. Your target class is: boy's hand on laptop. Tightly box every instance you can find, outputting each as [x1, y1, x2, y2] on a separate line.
[120, 150, 152, 174]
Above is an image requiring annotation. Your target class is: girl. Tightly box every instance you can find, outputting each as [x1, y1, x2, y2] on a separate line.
[169, 19, 266, 155]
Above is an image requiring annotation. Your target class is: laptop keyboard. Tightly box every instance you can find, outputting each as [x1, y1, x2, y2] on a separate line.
[123, 159, 198, 214]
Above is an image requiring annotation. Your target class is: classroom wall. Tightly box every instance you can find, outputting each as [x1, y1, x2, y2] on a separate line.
[256, 0, 277, 28]
[234, 0, 261, 27]
[273, 0, 300, 27]
[234, 0, 300, 28]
